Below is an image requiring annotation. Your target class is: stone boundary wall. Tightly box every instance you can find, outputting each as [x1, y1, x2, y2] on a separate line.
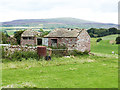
[3, 45, 70, 55]
[3, 45, 89, 57]
[3, 45, 37, 55]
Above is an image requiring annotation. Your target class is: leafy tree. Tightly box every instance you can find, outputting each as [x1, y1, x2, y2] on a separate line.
[87, 28, 96, 34]
[117, 30, 120, 34]
[14, 30, 25, 44]
[41, 31, 50, 37]
[39, 28, 44, 32]
[89, 33, 94, 37]
[108, 27, 117, 34]
[2, 32, 17, 44]
[87, 27, 118, 38]
[96, 38, 102, 42]
[2, 32, 9, 44]
[3, 30, 9, 37]
[39, 29, 50, 37]
[116, 37, 120, 44]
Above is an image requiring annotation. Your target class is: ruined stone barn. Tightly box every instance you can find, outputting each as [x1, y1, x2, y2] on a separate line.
[43, 28, 90, 52]
[21, 29, 42, 45]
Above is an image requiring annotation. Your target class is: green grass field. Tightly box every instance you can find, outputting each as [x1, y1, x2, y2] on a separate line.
[6, 30, 16, 36]
[91, 34, 118, 55]
[101, 34, 118, 40]
[1, 34, 118, 88]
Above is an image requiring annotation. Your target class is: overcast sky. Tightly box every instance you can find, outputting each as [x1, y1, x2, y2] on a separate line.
[0, 0, 119, 24]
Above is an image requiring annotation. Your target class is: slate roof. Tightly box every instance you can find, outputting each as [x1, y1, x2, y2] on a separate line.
[21, 29, 40, 37]
[44, 28, 83, 38]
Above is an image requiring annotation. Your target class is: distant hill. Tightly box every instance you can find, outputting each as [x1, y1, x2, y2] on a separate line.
[1, 17, 117, 29]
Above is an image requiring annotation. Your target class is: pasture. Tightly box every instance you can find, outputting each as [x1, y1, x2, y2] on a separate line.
[91, 34, 118, 55]
[1, 34, 118, 88]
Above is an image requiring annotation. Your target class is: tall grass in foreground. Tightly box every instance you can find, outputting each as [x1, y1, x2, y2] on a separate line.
[2, 50, 39, 62]
[2, 55, 118, 88]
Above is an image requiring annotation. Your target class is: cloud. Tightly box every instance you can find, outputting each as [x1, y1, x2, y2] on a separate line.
[0, 0, 119, 23]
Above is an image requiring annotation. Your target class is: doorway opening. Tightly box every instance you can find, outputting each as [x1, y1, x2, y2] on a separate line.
[37, 38, 42, 45]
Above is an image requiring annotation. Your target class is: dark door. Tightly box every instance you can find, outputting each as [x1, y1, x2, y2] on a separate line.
[37, 39, 42, 45]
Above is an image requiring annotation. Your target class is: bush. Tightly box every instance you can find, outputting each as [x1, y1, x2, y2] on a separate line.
[52, 50, 68, 57]
[2, 49, 40, 62]
[14, 30, 25, 44]
[68, 50, 89, 56]
[116, 37, 120, 44]
[96, 38, 102, 42]
[83, 50, 89, 55]
[2, 47, 5, 59]
[51, 49, 89, 57]
[89, 33, 94, 37]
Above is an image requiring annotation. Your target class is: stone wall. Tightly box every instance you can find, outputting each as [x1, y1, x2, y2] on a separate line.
[58, 38, 77, 50]
[3, 45, 37, 55]
[48, 38, 77, 50]
[21, 37, 37, 45]
[76, 30, 90, 52]
[47, 30, 90, 52]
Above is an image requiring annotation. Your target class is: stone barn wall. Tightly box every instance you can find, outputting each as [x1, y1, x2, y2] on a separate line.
[76, 30, 90, 52]
[48, 38, 77, 50]
[47, 30, 90, 52]
[21, 37, 37, 45]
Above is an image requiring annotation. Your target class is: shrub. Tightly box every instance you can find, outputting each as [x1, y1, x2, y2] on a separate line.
[52, 50, 68, 57]
[68, 50, 89, 56]
[2, 46, 5, 58]
[116, 37, 120, 44]
[14, 30, 25, 44]
[51, 49, 89, 57]
[83, 50, 89, 55]
[89, 33, 94, 37]
[2, 49, 40, 62]
[96, 38, 102, 42]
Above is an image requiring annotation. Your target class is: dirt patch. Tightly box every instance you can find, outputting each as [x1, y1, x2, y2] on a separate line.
[109, 40, 116, 44]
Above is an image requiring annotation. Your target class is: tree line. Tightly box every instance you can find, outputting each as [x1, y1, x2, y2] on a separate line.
[87, 27, 119, 37]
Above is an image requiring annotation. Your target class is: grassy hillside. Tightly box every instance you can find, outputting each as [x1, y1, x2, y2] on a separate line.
[1, 17, 117, 29]
[101, 34, 118, 40]
[1, 35, 118, 88]
[91, 34, 118, 55]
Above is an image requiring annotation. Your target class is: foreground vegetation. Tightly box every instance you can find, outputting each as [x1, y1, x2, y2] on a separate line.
[1, 34, 118, 88]
[2, 55, 118, 88]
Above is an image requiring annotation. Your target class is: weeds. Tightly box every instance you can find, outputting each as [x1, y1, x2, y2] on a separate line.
[2, 49, 40, 62]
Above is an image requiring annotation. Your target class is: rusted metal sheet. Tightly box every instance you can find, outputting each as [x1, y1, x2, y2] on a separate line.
[37, 46, 46, 57]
